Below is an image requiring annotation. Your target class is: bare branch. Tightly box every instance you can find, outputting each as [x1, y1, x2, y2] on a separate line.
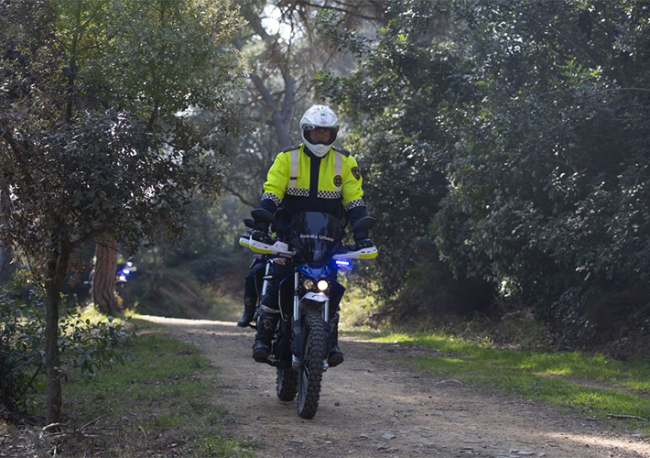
[222, 183, 258, 208]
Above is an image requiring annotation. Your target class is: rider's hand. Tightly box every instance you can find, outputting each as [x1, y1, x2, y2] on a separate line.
[251, 219, 272, 244]
[254, 220, 270, 232]
[251, 230, 273, 245]
[354, 229, 373, 250]
[355, 238, 374, 250]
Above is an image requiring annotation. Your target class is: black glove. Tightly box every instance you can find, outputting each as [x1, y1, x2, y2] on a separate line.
[251, 230, 272, 245]
[254, 221, 269, 232]
[354, 229, 368, 239]
[355, 238, 374, 249]
[354, 229, 372, 249]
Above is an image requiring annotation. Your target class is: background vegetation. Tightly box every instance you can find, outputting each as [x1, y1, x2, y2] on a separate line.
[2, 0, 650, 435]
[318, 0, 650, 357]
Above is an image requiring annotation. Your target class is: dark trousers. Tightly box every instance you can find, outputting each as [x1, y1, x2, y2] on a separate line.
[244, 257, 266, 307]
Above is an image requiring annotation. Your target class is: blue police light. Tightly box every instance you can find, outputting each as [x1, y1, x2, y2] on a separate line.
[122, 268, 131, 275]
[335, 260, 350, 267]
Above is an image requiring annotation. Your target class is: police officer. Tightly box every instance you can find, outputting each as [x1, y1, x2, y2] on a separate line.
[250, 104, 374, 366]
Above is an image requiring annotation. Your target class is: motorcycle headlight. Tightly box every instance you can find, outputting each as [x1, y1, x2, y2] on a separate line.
[316, 280, 329, 292]
[303, 278, 314, 290]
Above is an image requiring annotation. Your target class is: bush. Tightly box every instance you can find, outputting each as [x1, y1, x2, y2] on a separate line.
[0, 286, 129, 421]
[0, 288, 45, 419]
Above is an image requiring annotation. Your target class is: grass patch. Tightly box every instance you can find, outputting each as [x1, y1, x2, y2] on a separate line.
[57, 317, 254, 457]
[376, 331, 650, 433]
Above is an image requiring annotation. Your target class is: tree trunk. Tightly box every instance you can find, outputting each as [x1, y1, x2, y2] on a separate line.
[0, 239, 12, 284]
[93, 235, 121, 316]
[44, 234, 71, 425]
[0, 188, 14, 284]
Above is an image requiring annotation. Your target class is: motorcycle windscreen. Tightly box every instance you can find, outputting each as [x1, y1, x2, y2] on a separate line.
[290, 212, 341, 265]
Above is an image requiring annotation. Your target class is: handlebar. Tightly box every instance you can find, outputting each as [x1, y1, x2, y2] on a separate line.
[244, 235, 378, 260]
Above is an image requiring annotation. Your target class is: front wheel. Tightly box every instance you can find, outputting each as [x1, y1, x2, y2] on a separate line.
[276, 368, 297, 401]
[297, 307, 326, 419]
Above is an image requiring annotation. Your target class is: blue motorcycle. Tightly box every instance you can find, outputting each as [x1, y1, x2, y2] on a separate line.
[242, 210, 377, 419]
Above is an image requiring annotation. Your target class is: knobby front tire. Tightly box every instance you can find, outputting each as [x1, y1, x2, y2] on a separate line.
[297, 307, 326, 419]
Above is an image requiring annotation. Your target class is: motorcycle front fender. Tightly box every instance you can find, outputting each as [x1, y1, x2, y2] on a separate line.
[301, 292, 328, 303]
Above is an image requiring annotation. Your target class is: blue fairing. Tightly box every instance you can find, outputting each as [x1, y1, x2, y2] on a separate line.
[297, 263, 335, 280]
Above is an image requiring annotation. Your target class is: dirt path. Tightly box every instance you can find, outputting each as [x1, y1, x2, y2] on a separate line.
[140, 316, 649, 458]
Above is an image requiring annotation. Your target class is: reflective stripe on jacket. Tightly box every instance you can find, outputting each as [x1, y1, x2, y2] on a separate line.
[261, 143, 365, 213]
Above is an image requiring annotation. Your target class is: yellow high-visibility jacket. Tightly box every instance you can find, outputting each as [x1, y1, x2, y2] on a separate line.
[258, 143, 367, 223]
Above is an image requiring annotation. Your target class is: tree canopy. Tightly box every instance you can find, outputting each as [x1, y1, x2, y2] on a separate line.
[0, 0, 245, 422]
[320, 0, 650, 345]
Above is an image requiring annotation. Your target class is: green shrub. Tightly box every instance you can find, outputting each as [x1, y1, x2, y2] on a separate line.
[0, 288, 46, 417]
[0, 286, 129, 420]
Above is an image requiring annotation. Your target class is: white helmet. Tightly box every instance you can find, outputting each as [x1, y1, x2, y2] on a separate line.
[300, 105, 340, 157]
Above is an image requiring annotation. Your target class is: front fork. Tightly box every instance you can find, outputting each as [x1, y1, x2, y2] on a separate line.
[261, 261, 272, 297]
[291, 271, 329, 370]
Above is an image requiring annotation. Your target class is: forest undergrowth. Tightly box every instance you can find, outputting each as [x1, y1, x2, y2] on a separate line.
[0, 316, 255, 458]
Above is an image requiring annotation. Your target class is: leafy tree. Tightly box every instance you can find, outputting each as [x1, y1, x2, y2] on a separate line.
[0, 0, 244, 423]
[434, 0, 650, 339]
[318, 0, 486, 317]
[325, 0, 650, 346]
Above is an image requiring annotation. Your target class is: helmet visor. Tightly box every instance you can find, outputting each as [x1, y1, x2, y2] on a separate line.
[302, 125, 339, 145]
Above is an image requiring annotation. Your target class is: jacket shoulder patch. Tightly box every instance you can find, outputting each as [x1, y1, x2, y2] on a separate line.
[351, 166, 362, 180]
[333, 146, 351, 157]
